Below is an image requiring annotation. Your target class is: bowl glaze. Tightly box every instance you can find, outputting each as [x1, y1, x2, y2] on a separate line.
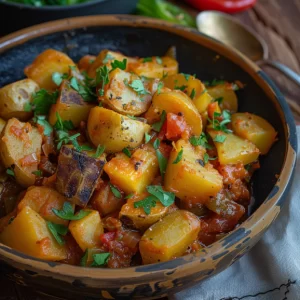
[0, 15, 297, 300]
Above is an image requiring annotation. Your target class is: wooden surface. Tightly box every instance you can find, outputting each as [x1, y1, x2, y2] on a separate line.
[1, 1, 300, 299]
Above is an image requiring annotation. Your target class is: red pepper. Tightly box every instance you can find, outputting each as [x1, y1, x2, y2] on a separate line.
[165, 113, 188, 141]
[185, 0, 257, 14]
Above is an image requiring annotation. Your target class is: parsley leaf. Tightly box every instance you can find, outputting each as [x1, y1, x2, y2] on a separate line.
[102, 53, 115, 64]
[80, 250, 88, 267]
[6, 168, 14, 177]
[54, 112, 74, 131]
[30, 89, 58, 115]
[172, 149, 183, 164]
[153, 138, 160, 150]
[152, 110, 166, 132]
[146, 185, 175, 207]
[96, 65, 110, 96]
[189, 133, 212, 149]
[32, 170, 42, 177]
[125, 193, 134, 199]
[214, 97, 223, 105]
[145, 132, 151, 143]
[208, 110, 232, 133]
[109, 183, 122, 199]
[174, 84, 187, 91]
[125, 79, 150, 96]
[33, 115, 53, 136]
[203, 153, 217, 165]
[56, 132, 81, 151]
[134, 195, 157, 215]
[204, 79, 225, 87]
[181, 73, 191, 81]
[111, 59, 127, 71]
[70, 77, 79, 91]
[143, 57, 152, 63]
[46, 221, 68, 246]
[92, 145, 105, 158]
[153, 139, 167, 178]
[213, 135, 226, 143]
[156, 56, 162, 64]
[24, 103, 32, 112]
[53, 202, 90, 221]
[162, 72, 168, 79]
[52, 72, 68, 86]
[157, 81, 164, 95]
[190, 88, 196, 100]
[91, 253, 110, 267]
[122, 147, 131, 158]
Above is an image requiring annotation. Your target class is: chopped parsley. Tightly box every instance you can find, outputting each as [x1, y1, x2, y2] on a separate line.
[32, 170, 42, 177]
[53, 202, 90, 221]
[111, 59, 127, 71]
[208, 110, 232, 133]
[56, 131, 81, 151]
[91, 253, 110, 267]
[204, 79, 225, 87]
[122, 147, 131, 158]
[156, 56, 162, 64]
[143, 57, 153, 63]
[125, 79, 150, 96]
[46, 221, 68, 246]
[190, 88, 196, 100]
[214, 97, 223, 105]
[134, 195, 157, 215]
[145, 132, 151, 143]
[6, 168, 15, 177]
[213, 134, 226, 143]
[172, 149, 183, 164]
[203, 153, 217, 165]
[102, 53, 115, 64]
[189, 132, 212, 149]
[33, 115, 53, 137]
[181, 73, 191, 81]
[152, 110, 166, 132]
[92, 144, 105, 158]
[54, 112, 74, 131]
[153, 138, 168, 178]
[157, 81, 164, 95]
[109, 183, 122, 199]
[52, 72, 68, 86]
[96, 65, 110, 96]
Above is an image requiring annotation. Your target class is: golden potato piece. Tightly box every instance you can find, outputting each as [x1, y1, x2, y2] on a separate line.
[0, 79, 39, 121]
[0, 206, 67, 261]
[139, 210, 200, 264]
[231, 113, 277, 155]
[104, 144, 158, 194]
[69, 209, 103, 251]
[208, 129, 260, 165]
[18, 186, 70, 226]
[87, 107, 150, 153]
[24, 49, 76, 91]
[165, 139, 223, 203]
[0, 118, 42, 187]
[145, 89, 202, 135]
[78, 55, 96, 72]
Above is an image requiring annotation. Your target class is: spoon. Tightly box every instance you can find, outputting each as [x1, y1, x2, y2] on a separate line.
[196, 11, 300, 87]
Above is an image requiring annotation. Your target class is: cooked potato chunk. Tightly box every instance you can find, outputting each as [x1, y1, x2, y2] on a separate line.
[163, 73, 213, 113]
[0, 79, 39, 121]
[165, 140, 223, 203]
[18, 186, 71, 226]
[55, 146, 105, 207]
[91, 181, 125, 217]
[88, 107, 151, 153]
[119, 196, 169, 231]
[69, 209, 103, 251]
[0, 118, 42, 187]
[208, 129, 260, 165]
[0, 206, 67, 261]
[231, 113, 277, 154]
[78, 55, 96, 72]
[145, 89, 202, 135]
[101, 69, 154, 116]
[207, 83, 238, 113]
[48, 80, 94, 127]
[24, 49, 76, 91]
[129, 56, 178, 79]
[104, 144, 158, 194]
[139, 210, 200, 264]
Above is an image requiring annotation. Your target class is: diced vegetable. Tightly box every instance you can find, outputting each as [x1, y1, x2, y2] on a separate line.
[139, 210, 200, 264]
[87, 107, 150, 153]
[145, 89, 202, 135]
[78, 55, 96, 72]
[18, 186, 71, 226]
[231, 113, 277, 154]
[55, 146, 106, 207]
[0, 118, 42, 187]
[164, 139, 223, 203]
[104, 144, 159, 194]
[24, 49, 76, 91]
[208, 129, 260, 165]
[0, 206, 67, 261]
[69, 209, 103, 251]
[0, 79, 39, 121]
[48, 80, 94, 127]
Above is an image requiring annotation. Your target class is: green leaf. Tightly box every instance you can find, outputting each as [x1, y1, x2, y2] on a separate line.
[80, 250, 88, 267]
[54, 112, 74, 131]
[156, 149, 167, 178]
[214, 97, 223, 105]
[190, 88, 196, 100]
[153, 138, 160, 150]
[24, 103, 32, 112]
[80, 145, 94, 151]
[109, 183, 122, 199]
[208, 110, 232, 134]
[156, 56, 162, 64]
[32, 170, 42, 177]
[122, 147, 131, 158]
[125, 193, 134, 199]
[96, 65, 110, 96]
[134, 195, 157, 215]
[203, 153, 217, 165]
[6, 168, 14, 177]
[145, 132, 151, 143]
[92, 144, 105, 158]
[53, 202, 90, 221]
[34, 115, 53, 136]
[152, 110, 166, 132]
[52, 72, 67, 86]
[189, 133, 212, 149]
[181, 73, 190, 81]
[172, 149, 183, 164]
[174, 84, 187, 91]
[31, 89, 58, 115]
[157, 81, 164, 95]
[125, 79, 150, 96]
[111, 59, 127, 71]
[213, 135, 226, 143]
[102, 53, 115, 64]
[46, 221, 68, 246]
[143, 57, 153, 63]
[91, 253, 110, 267]
[204, 79, 225, 87]
[146, 185, 175, 207]
[70, 77, 79, 91]
[162, 72, 168, 79]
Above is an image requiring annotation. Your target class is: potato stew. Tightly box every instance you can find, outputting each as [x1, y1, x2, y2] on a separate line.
[0, 48, 277, 267]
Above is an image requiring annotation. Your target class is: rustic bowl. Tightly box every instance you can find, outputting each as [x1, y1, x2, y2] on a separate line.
[0, 15, 297, 300]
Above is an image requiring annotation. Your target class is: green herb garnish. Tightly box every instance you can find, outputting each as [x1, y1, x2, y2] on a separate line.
[53, 202, 90, 221]
[6, 168, 14, 177]
[152, 110, 166, 132]
[46, 221, 68, 246]
[102, 53, 115, 64]
[109, 183, 122, 199]
[54, 112, 74, 131]
[91, 253, 110, 267]
[190, 88, 196, 100]
[32, 170, 42, 177]
[157, 81, 164, 95]
[111, 59, 127, 71]
[172, 149, 183, 164]
[209, 110, 232, 133]
[122, 147, 131, 158]
[33, 115, 53, 137]
[213, 135, 226, 143]
[143, 57, 153, 63]
[92, 145, 105, 158]
[52, 72, 68, 86]
[153, 138, 168, 178]
[189, 133, 212, 149]
[145, 132, 151, 143]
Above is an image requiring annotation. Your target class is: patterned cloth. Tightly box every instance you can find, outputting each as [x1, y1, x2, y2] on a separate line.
[172, 127, 300, 300]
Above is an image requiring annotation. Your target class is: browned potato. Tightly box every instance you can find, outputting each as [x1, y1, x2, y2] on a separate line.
[0, 206, 67, 261]
[139, 210, 200, 264]
[55, 146, 106, 207]
[0, 118, 42, 187]
[0, 79, 39, 121]
[48, 80, 94, 127]
[24, 49, 76, 91]
[87, 107, 151, 153]
[78, 55, 96, 72]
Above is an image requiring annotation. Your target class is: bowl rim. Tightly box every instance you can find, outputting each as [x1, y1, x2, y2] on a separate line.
[0, 0, 114, 11]
[0, 15, 297, 284]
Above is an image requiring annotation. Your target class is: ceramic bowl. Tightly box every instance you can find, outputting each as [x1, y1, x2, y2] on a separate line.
[0, 15, 297, 300]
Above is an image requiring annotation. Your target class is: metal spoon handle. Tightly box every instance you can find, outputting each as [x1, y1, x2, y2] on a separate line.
[258, 59, 300, 87]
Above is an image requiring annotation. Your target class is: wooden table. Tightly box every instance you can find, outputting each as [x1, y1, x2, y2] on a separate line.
[1, 0, 299, 299]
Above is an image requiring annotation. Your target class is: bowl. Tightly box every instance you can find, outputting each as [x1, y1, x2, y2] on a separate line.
[0, 0, 138, 36]
[0, 15, 297, 300]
